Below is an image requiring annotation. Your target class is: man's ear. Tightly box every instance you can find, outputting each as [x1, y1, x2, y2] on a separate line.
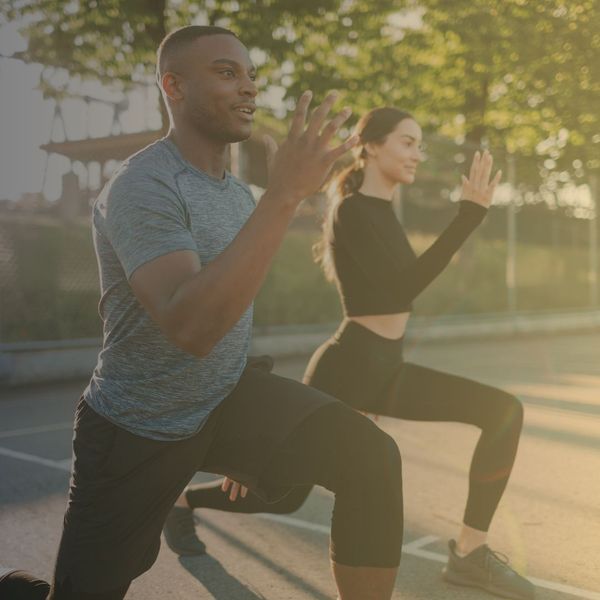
[161, 72, 185, 102]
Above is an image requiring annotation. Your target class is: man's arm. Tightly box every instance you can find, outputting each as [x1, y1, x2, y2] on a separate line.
[130, 91, 357, 357]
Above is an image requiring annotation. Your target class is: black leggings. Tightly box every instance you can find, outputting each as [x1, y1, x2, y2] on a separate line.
[187, 320, 523, 533]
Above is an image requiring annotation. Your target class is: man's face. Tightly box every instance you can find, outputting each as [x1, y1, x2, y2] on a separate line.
[169, 34, 258, 143]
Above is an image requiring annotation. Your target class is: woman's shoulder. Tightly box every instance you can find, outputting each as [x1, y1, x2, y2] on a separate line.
[336, 192, 369, 219]
[336, 192, 392, 223]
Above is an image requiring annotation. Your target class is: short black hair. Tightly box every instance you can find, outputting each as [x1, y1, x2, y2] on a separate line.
[156, 25, 238, 80]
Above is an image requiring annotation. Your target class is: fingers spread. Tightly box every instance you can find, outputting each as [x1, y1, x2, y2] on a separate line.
[305, 92, 338, 139]
[289, 91, 313, 140]
[263, 134, 278, 168]
[477, 150, 493, 189]
[469, 150, 480, 183]
[320, 106, 352, 146]
[327, 135, 359, 163]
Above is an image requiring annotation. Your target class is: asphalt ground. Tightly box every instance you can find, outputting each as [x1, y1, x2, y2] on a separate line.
[1, 331, 599, 599]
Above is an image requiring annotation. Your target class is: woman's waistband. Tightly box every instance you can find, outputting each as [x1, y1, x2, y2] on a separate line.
[333, 319, 404, 354]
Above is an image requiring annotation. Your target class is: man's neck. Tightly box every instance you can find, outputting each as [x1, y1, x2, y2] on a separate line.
[168, 126, 228, 179]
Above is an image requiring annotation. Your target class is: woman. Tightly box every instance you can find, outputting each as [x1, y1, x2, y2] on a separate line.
[165, 108, 534, 600]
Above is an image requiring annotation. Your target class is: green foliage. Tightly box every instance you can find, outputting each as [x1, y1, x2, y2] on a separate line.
[2, 1, 597, 177]
[0, 218, 101, 342]
[254, 229, 342, 325]
[0, 216, 595, 342]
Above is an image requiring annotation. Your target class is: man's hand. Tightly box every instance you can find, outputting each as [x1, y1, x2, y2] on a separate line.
[263, 91, 358, 207]
[221, 477, 248, 502]
[461, 149, 502, 209]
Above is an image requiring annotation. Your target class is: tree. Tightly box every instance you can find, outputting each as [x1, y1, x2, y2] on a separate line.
[3, 0, 598, 179]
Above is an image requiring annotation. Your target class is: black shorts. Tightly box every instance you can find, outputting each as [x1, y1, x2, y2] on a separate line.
[54, 365, 337, 594]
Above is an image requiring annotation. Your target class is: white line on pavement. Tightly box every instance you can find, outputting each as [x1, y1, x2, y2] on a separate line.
[0, 422, 73, 440]
[0, 446, 71, 472]
[257, 514, 600, 600]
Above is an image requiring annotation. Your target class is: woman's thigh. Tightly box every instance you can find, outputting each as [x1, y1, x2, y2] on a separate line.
[379, 362, 512, 428]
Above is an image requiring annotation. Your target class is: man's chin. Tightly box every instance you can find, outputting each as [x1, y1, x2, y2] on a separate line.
[226, 125, 253, 144]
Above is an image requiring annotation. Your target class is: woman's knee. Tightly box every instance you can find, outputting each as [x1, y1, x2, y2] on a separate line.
[499, 392, 524, 432]
[478, 388, 524, 434]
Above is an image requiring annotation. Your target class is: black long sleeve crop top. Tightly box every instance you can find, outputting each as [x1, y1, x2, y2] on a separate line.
[329, 192, 488, 316]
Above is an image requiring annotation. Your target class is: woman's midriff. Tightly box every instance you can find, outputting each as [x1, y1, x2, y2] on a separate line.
[348, 312, 411, 340]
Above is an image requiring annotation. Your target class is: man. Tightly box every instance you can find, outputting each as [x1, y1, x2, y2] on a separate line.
[1, 26, 404, 599]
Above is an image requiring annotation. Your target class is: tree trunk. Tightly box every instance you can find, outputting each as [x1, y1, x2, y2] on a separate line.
[146, 0, 169, 133]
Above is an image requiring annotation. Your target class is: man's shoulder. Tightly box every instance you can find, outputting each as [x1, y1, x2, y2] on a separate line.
[97, 140, 184, 207]
[229, 176, 257, 205]
[113, 139, 183, 189]
[93, 140, 186, 221]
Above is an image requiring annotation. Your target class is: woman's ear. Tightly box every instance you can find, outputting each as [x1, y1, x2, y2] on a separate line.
[363, 142, 378, 159]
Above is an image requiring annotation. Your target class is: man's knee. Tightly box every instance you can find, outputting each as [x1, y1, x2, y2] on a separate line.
[343, 417, 402, 494]
[270, 485, 311, 514]
[366, 427, 403, 491]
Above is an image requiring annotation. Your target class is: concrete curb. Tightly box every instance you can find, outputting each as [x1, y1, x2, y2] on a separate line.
[3, 309, 600, 388]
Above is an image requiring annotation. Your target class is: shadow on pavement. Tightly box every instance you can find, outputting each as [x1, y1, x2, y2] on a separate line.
[191, 516, 332, 600]
[179, 554, 268, 599]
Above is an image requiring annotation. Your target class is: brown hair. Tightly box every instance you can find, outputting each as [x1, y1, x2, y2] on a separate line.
[314, 107, 414, 282]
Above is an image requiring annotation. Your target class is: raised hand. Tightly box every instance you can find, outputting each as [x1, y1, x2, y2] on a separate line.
[263, 91, 358, 206]
[461, 150, 502, 208]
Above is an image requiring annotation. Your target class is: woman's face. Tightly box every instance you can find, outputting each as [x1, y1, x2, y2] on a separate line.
[366, 118, 423, 185]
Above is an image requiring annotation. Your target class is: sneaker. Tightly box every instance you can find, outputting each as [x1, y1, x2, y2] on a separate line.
[442, 539, 535, 600]
[0, 568, 50, 598]
[163, 506, 206, 556]
[0, 567, 17, 582]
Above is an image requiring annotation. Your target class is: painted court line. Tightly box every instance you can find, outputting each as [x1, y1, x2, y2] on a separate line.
[0, 446, 71, 472]
[4, 446, 598, 599]
[258, 514, 600, 600]
[0, 422, 73, 440]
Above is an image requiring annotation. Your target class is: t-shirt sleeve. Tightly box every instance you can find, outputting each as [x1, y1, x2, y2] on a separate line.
[100, 174, 198, 279]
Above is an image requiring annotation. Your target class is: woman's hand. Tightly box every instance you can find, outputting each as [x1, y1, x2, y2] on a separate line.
[461, 150, 502, 209]
[221, 477, 248, 502]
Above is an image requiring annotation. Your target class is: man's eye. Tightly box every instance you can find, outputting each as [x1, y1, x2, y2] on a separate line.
[221, 70, 235, 77]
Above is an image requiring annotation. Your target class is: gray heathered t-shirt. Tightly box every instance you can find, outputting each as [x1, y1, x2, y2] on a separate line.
[83, 138, 256, 440]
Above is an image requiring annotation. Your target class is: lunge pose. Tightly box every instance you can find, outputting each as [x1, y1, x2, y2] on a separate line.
[166, 107, 535, 600]
[0, 28, 405, 600]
